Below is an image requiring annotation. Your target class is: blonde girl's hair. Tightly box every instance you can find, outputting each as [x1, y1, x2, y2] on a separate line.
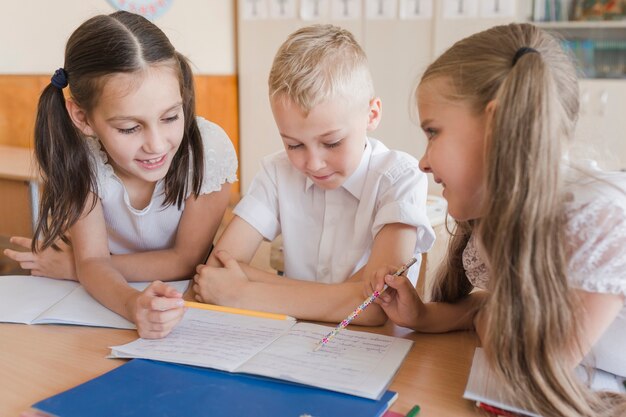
[423, 23, 626, 416]
[33, 11, 204, 252]
[268, 24, 374, 113]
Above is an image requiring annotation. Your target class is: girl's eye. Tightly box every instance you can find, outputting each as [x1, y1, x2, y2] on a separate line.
[287, 144, 302, 150]
[163, 114, 180, 123]
[325, 140, 342, 149]
[424, 128, 438, 140]
[118, 126, 139, 135]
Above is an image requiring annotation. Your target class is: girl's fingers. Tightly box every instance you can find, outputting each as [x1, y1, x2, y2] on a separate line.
[21, 262, 37, 270]
[384, 273, 409, 290]
[148, 281, 182, 298]
[4, 248, 34, 262]
[10, 236, 33, 249]
[149, 296, 184, 311]
[148, 306, 184, 324]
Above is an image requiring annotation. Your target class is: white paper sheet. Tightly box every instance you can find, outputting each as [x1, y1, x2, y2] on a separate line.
[464, 348, 626, 417]
[239, 322, 412, 398]
[0, 275, 189, 329]
[110, 310, 413, 399]
[110, 308, 295, 371]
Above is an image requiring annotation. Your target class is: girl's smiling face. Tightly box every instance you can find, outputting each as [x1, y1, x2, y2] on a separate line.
[417, 77, 490, 221]
[74, 64, 185, 188]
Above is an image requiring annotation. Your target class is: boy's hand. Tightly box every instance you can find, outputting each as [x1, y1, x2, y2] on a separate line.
[3, 236, 77, 280]
[131, 281, 185, 339]
[192, 250, 249, 305]
[375, 273, 422, 329]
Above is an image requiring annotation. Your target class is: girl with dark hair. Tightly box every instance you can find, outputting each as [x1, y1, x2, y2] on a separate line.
[4, 11, 237, 339]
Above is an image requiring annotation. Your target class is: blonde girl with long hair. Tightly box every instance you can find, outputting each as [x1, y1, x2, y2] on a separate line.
[370, 23, 626, 416]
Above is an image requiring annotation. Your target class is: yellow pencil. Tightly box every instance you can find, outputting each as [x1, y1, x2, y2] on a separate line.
[183, 301, 295, 321]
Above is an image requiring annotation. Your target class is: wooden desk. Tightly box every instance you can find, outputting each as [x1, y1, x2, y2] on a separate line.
[0, 145, 39, 237]
[0, 322, 480, 416]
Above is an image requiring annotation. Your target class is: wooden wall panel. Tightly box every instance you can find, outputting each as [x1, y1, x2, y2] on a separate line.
[0, 179, 33, 237]
[194, 75, 240, 195]
[0, 74, 239, 194]
[0, 75, 49, 149]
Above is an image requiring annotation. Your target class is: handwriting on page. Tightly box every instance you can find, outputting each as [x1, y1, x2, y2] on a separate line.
[238, 322, 401, 396]
[111, 309, 294, 371]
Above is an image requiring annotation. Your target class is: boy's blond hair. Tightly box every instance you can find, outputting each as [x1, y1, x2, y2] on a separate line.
[268, 24, 374, 113]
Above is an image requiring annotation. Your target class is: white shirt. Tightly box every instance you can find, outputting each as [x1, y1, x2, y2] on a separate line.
[234, 137, 435, 285]
[463, 161, 626, 377]
[86, 117, 238, 254]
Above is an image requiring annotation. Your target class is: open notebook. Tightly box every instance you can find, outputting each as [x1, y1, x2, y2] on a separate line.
[464, 348, 626, 417]
[0, 275, 189, 329]
[109, 307, 413, 400]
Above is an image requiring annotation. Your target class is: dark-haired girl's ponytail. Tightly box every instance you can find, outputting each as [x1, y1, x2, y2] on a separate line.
[32, 82, 97, 252]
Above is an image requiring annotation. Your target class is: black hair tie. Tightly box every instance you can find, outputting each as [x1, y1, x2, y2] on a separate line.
[512, 47, 539, 66]
[50, 68, 68, 89]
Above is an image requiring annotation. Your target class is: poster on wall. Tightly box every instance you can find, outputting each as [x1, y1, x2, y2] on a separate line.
[106, 0, 174, 20]
[269, 0, 297, 19]
[241, 0, 269, 20]
[442, 0, 479, 18]
[480, 0, 516, 18]
[365, 0, 398, 19]
[330, 0, 362, 20]
[300, 0, 330, 20]
[399, 0, 433, 19]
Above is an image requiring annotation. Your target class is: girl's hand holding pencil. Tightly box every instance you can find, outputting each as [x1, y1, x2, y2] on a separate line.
[375, 265, 425, 330]
[313, 257, 418, 351]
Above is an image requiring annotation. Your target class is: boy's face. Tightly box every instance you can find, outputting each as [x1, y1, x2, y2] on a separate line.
[271, 95, 381, 190]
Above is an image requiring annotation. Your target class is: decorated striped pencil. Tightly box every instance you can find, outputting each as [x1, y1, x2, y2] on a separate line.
[313, 257, 417, 351]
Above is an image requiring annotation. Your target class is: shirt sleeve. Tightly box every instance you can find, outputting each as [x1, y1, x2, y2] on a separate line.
[232, 155, 281, 241]
[567, 197, 626, 297]
[371, 159, 436, 253]
[195, 117, 238, 195]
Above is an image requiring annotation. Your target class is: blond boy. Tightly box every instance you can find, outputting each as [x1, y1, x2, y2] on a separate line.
[192, 24, 434, 324]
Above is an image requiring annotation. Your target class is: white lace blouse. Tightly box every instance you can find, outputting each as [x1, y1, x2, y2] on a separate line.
[462, 161, 626, 377]
[85, 117, 238, 254]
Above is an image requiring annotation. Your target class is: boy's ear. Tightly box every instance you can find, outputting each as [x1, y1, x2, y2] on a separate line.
[65, 99, 96, 137]
[366, 97, 382, 132]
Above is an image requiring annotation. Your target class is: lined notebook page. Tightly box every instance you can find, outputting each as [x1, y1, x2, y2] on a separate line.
[110, 308, 296, 371]
[238, 322, 412, 399]
[110, 309, 413, 399]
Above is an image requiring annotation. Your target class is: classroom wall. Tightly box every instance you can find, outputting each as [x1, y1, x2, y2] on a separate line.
[0, 0, 235, 74]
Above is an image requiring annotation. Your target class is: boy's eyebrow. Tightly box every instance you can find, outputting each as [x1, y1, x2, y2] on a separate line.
[279, 133, 300, 141]
[106, 102, 183, 122]
[280, 129, 343, 142]
[317, 129, 342, 138]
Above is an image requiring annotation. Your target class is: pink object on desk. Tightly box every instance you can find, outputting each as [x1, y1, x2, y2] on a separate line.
[383, 412, 404, 417]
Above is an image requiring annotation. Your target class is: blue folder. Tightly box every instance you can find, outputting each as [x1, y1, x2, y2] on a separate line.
[34, 359, 398, 417]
